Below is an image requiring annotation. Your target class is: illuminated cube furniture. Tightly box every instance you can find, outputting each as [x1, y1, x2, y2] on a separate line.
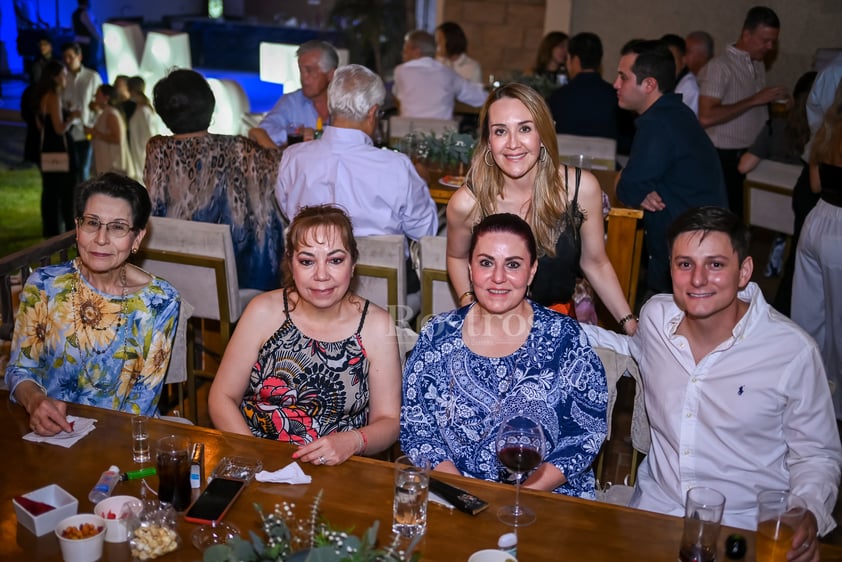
[140, 30, 192, 96]
[103, 21, 144, 84]
[743, 159, 802, 236]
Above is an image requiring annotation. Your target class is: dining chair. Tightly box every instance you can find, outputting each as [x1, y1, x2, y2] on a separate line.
[593, 346, 649, 491]
[417, 235, 457, 331]
[133, 217, 256, 423]
[352, 235, 414, 327]
[743, 159, 801, 235]
[556, 134, 617, 171]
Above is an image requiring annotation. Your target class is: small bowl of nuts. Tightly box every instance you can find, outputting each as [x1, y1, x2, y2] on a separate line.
[128, 504, 181, 561]
[54, 513, 106, 562]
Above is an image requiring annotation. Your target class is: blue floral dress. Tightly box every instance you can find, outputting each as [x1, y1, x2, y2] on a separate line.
[6, 259, 181, 416]
[400, 301, 608, 498]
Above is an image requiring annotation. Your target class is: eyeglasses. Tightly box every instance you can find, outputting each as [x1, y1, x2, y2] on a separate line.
[76, 215, 134, 238]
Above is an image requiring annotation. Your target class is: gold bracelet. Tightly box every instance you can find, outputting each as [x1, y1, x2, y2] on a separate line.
[618, 313, 638, 334]
[459, 290, 475, 303]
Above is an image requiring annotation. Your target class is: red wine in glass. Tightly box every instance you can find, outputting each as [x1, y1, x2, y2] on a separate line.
[495, 414, 545, 527]
[498, 445, 542, 473]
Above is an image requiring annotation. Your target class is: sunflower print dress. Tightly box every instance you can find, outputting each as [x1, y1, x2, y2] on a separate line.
[5, 259, 181, 416]
[239, 291, 370, 444]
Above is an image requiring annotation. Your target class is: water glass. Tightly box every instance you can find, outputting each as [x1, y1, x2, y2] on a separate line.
[756, 490, 807, 562]
[131, 415, 150, 463]
[678, 486, 725, 562]
[156, 435, 192, 511]
[392, 455, 430, 538]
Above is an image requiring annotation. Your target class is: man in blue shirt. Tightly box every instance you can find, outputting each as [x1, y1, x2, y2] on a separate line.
[249, 41, 337, 148]
[548, 32, 618, 141]
[614, 40, 727, 294]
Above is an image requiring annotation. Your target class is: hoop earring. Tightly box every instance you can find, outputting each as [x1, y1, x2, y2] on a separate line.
[484, 149, 495, 167]
[538, 146, 547, 163]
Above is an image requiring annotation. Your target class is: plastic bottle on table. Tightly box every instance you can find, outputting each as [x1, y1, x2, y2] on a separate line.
[498, 532, 518, 558]
[88, 465, 120, 503]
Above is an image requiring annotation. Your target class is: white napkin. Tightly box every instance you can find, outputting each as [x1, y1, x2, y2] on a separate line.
[255, 462, 312, 484]
[22, 415, 97, 448]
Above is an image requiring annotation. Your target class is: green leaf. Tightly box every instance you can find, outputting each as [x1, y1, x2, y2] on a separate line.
[202, 544, 234, 562]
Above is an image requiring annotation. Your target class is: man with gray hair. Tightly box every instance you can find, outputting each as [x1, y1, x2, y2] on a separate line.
[250, 40, 338, 148]
[684, 30, 714, 75]
[275, 64, 438, 294]
[393, 29, 486, 119]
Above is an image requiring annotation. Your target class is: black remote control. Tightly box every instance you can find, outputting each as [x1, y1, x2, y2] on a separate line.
[429, 478, 489, 515]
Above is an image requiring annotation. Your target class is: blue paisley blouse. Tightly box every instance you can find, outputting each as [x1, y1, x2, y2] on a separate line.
[400, 301, 608, 498]
[5, 260, 181, 416]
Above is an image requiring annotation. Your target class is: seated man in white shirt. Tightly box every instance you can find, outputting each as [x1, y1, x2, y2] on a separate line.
[393, 30, 487, 119]
[275, 64, 438, 306]
[583, 206, 841, 560]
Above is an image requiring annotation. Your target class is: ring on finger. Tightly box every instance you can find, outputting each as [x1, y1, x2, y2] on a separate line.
[319, 455, 326, 465]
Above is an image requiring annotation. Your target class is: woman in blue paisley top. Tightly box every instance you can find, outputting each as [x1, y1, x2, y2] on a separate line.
[401, 213, 607, 498]
[6, 174, 181, 435]
[209, 205, 402, 466]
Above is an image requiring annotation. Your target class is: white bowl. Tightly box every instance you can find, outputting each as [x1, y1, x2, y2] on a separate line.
[93, 495, 140, 543]
[468, 549, 518, 562]
[55, 513, 106, 562]
[12, 483, 79, 537]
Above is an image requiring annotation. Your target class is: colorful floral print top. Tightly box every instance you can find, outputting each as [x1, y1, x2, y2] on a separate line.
[240, 291, 371, 443]
[400, 301, 608, 498]
[5, 260, 181, 416]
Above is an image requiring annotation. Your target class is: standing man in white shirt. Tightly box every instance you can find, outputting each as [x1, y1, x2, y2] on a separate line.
[661, 34, 700, 115]
[61, 41, 102, 187]
[697, 6, 789, 221]
[584, 206, 841, 559]
[393, 30, 486, 119]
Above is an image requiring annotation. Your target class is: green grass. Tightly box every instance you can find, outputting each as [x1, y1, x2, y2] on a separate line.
[0, 167, 43, 258]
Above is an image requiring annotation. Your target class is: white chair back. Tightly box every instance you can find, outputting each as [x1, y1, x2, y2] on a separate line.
[136, 217, 244, 323]
[556, 134, 617, 171]
[352, 235, 411, 326]
[389, 116, 459, 146]
[418, 236, 457, 329]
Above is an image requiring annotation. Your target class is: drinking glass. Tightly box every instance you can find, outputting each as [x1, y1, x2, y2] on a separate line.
[756, 490, 807, 562]
[392, 455, 430, 538]
[131, 415, 150, 463]
[678, 486, 725, 562]
[156, 435, 191, 511]
[495, 413, 545, 527]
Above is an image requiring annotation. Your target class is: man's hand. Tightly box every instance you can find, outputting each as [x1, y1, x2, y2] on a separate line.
[786, 509, 818, 562]
[641, 191, 666, 212]
[752, 85, 790, 107]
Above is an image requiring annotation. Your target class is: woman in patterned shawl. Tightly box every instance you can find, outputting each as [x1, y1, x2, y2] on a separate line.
[6, 173, 181, 435]
[209, 205, 401, 466]
[144, 68, 284, 291]
[401, 213, 608, 498]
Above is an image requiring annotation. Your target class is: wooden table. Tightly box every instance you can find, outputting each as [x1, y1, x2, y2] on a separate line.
[3, 397, 841, 561]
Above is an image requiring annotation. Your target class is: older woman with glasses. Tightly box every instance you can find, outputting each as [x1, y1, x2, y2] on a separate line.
[6, 173, 181, 436]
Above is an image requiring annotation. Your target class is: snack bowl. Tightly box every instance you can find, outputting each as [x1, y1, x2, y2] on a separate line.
[54, 513, 106, 562]
[13, 483, 79, 537]
[94, 495, 140, 542]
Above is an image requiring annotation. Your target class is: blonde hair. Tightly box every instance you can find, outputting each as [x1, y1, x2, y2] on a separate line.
[811, 80, 842, 167]
[466, 83, 570, 257]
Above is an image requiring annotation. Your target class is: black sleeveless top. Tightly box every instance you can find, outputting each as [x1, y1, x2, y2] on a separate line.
[530, 166, 584, 306]
[819, 163, 842, 207]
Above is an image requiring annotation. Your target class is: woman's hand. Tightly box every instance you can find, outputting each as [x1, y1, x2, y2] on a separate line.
[26, 394, 72, 436]
[292, 431, 361, 466]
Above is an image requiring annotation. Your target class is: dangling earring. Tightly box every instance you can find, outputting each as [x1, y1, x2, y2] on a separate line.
[538, 146, 548, 163]
[484, 149, 495, 167]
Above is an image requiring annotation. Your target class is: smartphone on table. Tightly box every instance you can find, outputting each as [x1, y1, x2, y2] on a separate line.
[183, 477, 247, 525]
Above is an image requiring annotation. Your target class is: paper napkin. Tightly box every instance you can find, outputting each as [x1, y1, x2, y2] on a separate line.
[255, 462, 312, 484]
[22, 415, 97, 448]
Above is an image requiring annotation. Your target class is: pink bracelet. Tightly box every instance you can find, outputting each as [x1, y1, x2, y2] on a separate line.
[358, 429, 368, 454]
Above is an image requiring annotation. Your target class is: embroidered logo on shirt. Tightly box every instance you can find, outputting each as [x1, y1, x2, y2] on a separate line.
[738, 385, 745, 396]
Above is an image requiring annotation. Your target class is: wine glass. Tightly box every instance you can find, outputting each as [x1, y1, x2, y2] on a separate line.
[495, 413, 545, 527]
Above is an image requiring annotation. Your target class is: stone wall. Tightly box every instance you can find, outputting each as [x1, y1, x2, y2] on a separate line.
[442, 0, 549, 84]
